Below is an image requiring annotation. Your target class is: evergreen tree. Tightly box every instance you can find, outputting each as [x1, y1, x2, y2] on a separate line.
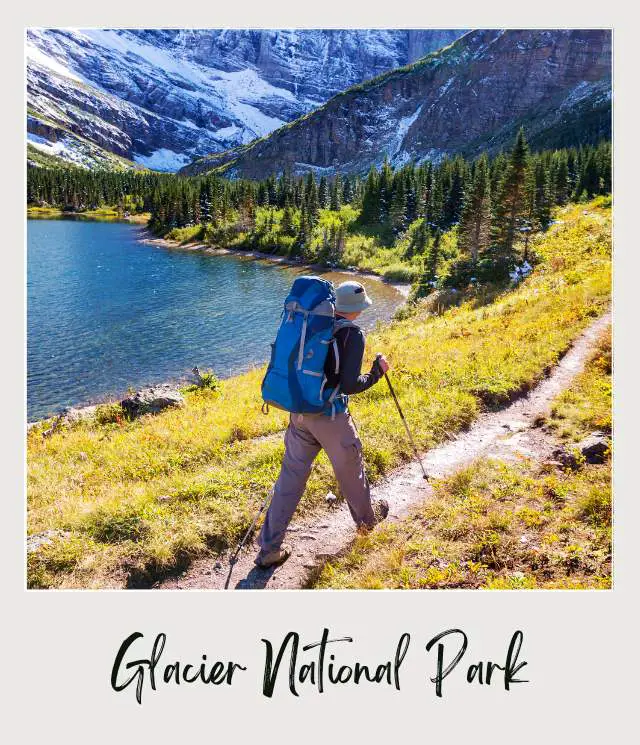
[199, 181, 212, 223]
[360, 167, 380, 224]
[533, 159, 553, 233]
[443, 157, 467, 226]
[552, 152, 570, 205]
[458, 154, 492, 266]
[597, 141, 612, 194]
[404, 169, 418, 224]
[405, 219, 430, 259]
[415, 165, 428, 219]
[416, 228, 442, 296]
[378, 157, 394, 224]
[489, 152, 508, 205]
[330, 173, 342, 211]
[343, 177, 354, 205]
[281, 205, 295, 237]
[576, 149, 600, 198]
[305, 172, 320, 223]
[318, 176, 329, 209]
[491, 128, 531, 268]
[426, 170, 444, 229]
[389, 177, 407, 234]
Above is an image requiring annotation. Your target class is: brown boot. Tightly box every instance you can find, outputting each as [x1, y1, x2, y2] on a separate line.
[255, 543, 292, 569]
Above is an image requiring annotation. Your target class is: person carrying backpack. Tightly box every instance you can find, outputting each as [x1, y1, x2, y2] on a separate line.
[256, 278, 390, 569]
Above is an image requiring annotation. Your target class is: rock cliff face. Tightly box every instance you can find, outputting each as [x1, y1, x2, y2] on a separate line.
[182, 29, 611, 178]
[26, 29, 464, 170]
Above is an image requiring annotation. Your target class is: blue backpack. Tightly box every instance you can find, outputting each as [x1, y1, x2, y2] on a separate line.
[261, 276, 353, 418]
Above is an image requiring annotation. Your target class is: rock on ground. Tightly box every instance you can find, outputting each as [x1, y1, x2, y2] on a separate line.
[121, 385, 184, 419]
[550, 430, 610, 468]
[577, 431, 610, 463]
[27, 530, 70, 554]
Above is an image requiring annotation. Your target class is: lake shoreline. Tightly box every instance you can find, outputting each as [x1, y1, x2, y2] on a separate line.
[27, 207, 150, 224]
[26, 212, 412, 297]
[138, 231, 412, 299]
[28, 232, 409, 427]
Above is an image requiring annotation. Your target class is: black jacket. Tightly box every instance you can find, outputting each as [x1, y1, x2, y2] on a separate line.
[324, 316, 383, 395]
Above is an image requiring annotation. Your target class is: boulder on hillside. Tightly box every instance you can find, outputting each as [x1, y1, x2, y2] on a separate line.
[549, 431, 610, 469]
[420, 288, 460, 315]
[63, 405, 98, 424]
[576, 431, 610, 464]
[27, 529, 70, 554]
[121, 385, 184, 419]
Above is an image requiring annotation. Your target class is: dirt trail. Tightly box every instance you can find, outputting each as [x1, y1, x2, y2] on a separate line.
[159, 312, 611, 591]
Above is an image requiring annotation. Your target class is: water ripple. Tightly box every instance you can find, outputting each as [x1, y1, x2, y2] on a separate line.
[27, 220, 404, 420]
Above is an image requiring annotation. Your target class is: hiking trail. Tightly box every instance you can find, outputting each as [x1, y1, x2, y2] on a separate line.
[159, 311, 611, 591]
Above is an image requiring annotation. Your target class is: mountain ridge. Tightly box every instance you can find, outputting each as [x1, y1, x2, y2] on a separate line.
[26, 29, 465, 171]
[180, 29, 611, 178]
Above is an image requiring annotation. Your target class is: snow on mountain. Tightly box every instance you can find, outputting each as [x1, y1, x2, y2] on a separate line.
[133, 148, 191, 171]
[184, 29, 611, 179]
[26, 28, 465, 171]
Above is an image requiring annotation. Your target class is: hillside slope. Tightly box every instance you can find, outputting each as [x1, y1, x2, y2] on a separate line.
[27, 199, 611, 588]
[182, 29, 611, 178]
[316, 323, 611, 590]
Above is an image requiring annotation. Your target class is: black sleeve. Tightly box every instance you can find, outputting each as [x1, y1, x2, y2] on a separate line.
[338, 327, 384, 395]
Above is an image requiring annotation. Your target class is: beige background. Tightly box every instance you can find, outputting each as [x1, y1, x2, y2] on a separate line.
[3, 3, 637, 741]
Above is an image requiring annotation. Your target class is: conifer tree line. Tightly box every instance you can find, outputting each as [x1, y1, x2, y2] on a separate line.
[28, 132, 611, 281]
[27, 169, 175, 214]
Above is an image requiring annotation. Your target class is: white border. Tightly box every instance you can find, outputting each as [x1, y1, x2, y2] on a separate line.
[3, 3, 638, 741]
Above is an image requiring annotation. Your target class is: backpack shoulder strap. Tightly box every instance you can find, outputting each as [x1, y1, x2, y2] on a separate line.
[333, 318, 358, 333]
[330, 319, 358, 376]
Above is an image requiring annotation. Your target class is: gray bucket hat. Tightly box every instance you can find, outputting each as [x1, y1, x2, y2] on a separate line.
[334, 280, 373, 314]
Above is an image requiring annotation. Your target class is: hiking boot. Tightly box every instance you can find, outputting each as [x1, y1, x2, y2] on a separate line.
[358, 499, 390, 534]
[255, 543, 292, 569]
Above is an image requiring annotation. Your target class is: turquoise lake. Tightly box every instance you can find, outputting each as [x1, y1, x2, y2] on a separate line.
[27, 219, 404, 421]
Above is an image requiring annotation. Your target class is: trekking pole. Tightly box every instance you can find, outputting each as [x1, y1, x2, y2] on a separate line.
[224, 488, 274, 589]
[376, 354, 429, 481]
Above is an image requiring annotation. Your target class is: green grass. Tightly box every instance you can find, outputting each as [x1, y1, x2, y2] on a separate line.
[543, 329, 611, 441]
[27, 205, 65, 216]
[314, 459, 611, 590]
[27, 205, 151, 223]
[315, 324, 613, 591]
[27, 199, 611, 588]
[164, 224, 206, 244]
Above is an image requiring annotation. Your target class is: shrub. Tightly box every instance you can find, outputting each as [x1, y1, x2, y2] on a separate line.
[184, 369, 221, 393]
[85, 504, 150, 544]
[95, 402, 124, 425]
[165, 224, 205, 244]
[382, 264, 421, 283]
[27, 535, 88, 588]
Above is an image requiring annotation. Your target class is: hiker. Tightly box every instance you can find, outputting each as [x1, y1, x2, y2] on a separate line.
[256, 280, 390, 569]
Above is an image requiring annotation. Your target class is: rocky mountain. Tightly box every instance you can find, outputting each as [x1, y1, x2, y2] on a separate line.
[26, 29, 465, 171]
[181, 29, 611, 179]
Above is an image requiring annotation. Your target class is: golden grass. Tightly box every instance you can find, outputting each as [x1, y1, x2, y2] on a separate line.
[27, 206, 151, 222]
[27, 198, 612, 588]
[544, 329, 611, 441]
[315, 324, 613, 590]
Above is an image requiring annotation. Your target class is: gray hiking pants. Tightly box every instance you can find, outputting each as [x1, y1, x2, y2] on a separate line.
[258, 411, 375, 554]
